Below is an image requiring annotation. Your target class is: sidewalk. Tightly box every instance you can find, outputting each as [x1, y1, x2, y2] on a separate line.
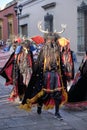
[0, 76, 87, 130]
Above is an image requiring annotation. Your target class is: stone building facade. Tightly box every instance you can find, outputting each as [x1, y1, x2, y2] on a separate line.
[18, 0, 87, 61]
[1, 0, 87, 56]
[0, 1, 18, 42]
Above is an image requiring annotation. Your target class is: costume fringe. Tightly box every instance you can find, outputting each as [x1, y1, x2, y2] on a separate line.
[19, 104, 31, 111]
[19, 87, 68, 111]
[27, 89, 44, 103]
[19, 89, 44, 111]
[60, 87, 68, 107]
[43, 104, 54, 110]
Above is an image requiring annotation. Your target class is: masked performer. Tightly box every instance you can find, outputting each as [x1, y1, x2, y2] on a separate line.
[19, 33, 67, 120]
[58, 38, 74, 92]
[67, 50, 87, 108]
[17, 40, 33, 91]
[0, 38, 33, 102]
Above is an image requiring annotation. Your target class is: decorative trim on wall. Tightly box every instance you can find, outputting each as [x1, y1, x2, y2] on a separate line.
[42, 2, 56, 10]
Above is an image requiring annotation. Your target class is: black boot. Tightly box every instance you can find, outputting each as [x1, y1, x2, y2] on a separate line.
[55, 112, 63, 120]
[55, 99, 63, 120]
[37, 106, 42, 114]
[37, 98, 43, 115]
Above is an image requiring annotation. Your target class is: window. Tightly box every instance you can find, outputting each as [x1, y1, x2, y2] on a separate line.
[7, 15, 14, 39]
[0, 25, 2, 40]
[8, 21, 13, 39]
[77, 10, 85, 52]
[44, 13, 53, 32]
[77, 1, 87, 52]
[21, 24, 28, 37]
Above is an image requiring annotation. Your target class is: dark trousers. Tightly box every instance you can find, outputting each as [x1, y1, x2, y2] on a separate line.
[37, 91, 62, 114]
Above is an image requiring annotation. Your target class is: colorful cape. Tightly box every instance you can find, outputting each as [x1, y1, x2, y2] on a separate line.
[0, 52, 14, 85]
[0, 52, 26, 97]
[19, 50, 67, 111]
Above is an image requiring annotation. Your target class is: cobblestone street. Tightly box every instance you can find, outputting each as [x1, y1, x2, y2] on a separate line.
[0, 75, 87, 130]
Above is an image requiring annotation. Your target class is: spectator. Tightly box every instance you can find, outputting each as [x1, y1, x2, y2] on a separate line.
[3, 39, 12, 52]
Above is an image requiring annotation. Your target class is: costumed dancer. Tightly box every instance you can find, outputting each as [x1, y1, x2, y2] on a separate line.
[0, 36, 34, 102]
[19, 23, 67, 120]
[9, 37, 23, 102]
[0, 37, 23, 102]
[58, 38, 74, 92]
[67, 50, 87, 108]
[17, 39, 33, 96]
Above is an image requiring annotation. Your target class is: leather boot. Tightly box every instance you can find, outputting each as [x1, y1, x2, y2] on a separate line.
[37, 106, 42, 114]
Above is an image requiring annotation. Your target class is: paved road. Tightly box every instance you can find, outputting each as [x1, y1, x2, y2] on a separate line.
[0, 75, 87, 130]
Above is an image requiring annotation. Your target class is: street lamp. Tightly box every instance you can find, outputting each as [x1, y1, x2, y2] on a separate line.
[14, 4, 23, 35]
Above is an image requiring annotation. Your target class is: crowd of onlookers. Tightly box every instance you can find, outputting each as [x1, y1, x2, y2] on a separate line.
[0, 39, 15, 53]
[0, 40, 4, 47]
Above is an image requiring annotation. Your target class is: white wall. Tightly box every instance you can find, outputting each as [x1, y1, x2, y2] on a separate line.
[19, 0, 79, 52]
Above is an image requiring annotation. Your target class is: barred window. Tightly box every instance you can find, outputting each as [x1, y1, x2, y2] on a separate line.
[44, 13, 53, 32]
[77, 1, 87, 52]
[77, 10, 85, 52]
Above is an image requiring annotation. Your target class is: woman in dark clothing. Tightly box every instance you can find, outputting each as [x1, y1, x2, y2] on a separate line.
[68, 50, 87, 104]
